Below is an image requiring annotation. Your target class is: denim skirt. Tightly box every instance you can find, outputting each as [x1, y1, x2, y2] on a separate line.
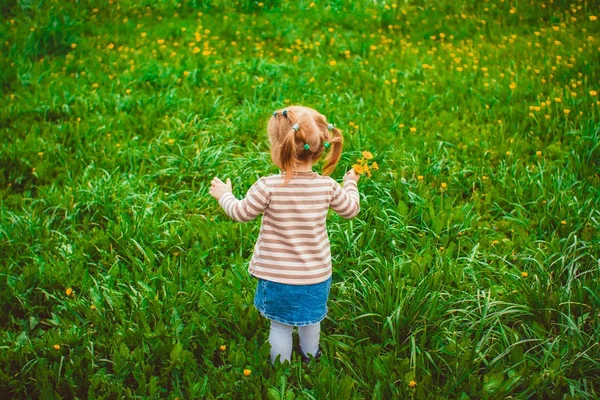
[253, 276, 333, 326]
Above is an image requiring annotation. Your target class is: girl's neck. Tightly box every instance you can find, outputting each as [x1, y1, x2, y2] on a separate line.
[291, 162, 313, 173]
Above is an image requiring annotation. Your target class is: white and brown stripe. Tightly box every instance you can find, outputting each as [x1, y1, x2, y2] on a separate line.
[218, 171, 360, 285]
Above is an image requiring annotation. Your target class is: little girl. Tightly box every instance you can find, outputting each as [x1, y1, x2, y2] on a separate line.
[209, 105, 360, 365]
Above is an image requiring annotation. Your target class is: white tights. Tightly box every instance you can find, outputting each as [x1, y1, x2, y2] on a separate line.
[268, 319, 320, 364]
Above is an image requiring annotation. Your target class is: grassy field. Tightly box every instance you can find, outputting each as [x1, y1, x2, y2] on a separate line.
[1, 0, 599, 398]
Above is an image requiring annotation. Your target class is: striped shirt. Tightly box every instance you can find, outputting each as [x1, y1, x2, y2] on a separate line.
[218, 171, 360, 285]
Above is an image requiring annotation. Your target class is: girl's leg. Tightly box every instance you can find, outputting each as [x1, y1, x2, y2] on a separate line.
[298, 322, 320, 357]
[269, 319, 294, 364]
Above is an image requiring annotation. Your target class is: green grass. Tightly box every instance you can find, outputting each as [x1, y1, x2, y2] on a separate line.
[1, 0, 599, 398]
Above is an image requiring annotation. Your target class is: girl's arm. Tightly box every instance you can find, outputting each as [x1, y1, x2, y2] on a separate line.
[211, 177, 271, 222]
[330, 171, 360, 219]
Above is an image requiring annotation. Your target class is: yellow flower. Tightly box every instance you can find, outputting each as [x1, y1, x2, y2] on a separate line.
[91, 304, 96, 310]
[371, 162, 379, 170]
[590, 16, 597, 21]
[183, 71, 189, 77]
[521, 271, 528, 278]
[108, 43, 114, 49]
[506, 151, 511, 156]
[193, 47, 200, 54]
[417, 175, 424, 181]
[509, 82, 517, 90]
[220, 345, 226, 351]
[353, 164, 365, 175]
[71, 43, 77, 49]
[168, 139, 175, 144]
[38, 152, 44, 157]
[92, 83, 99, 88]
[66, 288, 73, 296]
[441, 182, 447, 189]
[370, 45, 377, 50]
[53, 344, 60, 350]
[563, 109, 570, 115]
[409, 380, 417, 388]
[590, 90, 598, 96]
[561, 220, 567, 225]
[536, 151, 542, 156]
[243, 369, 251, 377]
[157, 39, 165, 44]
[126, 89, 131, 95]
[362, 151, 373, 160]
[329, 60, 337, 66]
[141, 32, 147, 37]
[410, 127, 417, 133]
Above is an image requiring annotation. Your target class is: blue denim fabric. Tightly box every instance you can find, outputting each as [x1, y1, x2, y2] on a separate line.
[253, 276, 333, 326]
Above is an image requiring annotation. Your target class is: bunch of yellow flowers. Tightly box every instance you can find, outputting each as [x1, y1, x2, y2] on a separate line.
[353, 151, 379, 177]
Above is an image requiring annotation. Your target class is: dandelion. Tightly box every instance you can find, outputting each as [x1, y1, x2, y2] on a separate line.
[506, 151, 511, 156]
[563, 109, 570, 115]
[353, 164, 365, 174]
[509, 82, 517, 90]
[536, 151, 542, 156]
[309, 77, 315, 83]
[243, 369, 251, 377]
[590, 90, 598, 96]
[410, 127, 417, 133]
[168, 139, 175, 144]
[329, 60, 337, 66]
[409, 380, 417, 388]
[108, 43, 114, 49]
[561, 220, 567, 225]
[441, 182, 447, 189]
[126, 89, 131, 95]
[141, 32, 147, 37]
[183, 71, 189, 77]
[66, 287, 73, 296]
[220, 345, 226, 351]
[38, 152, 44, 157]
[91, 304, 96, 310]
[590, 16, 597, 21]
[492, 240, 499, 245]
[53, 344, 61, 350]
[371, 162, 379, 170]
[71, 43, 77, 49]
[92, 83, 99, 88]
[417, 175, 424, 181]
[157, 39, 165, 44]
[362, 151, 373, 160]
[521, 271, 528, 278]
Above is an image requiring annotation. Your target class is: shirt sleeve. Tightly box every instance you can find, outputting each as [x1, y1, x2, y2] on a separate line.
[330, 178, 360, 219]
[218, 178, 271, 222]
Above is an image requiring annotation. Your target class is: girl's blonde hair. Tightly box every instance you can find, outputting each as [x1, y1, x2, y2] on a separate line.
[267, 105, 343, 183]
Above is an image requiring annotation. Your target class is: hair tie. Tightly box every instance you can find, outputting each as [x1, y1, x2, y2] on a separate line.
[292, 123, 300, 131]
[327, 123, 334, 130]
[283, 110, 288, 117]
[304, 143, 310, 150]
[324, 141, 330, 149]
[273, 112, 277, 117]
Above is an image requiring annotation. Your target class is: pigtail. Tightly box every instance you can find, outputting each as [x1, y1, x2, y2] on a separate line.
[278, 110, 301, 184]
[322, 126, 343, 176]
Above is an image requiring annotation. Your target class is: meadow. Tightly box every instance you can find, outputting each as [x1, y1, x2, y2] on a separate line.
[1, 0, 599, 398]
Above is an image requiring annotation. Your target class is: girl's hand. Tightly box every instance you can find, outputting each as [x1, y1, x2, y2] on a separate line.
[345, 169, 360, 182]
[210, 177, 232, 200]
